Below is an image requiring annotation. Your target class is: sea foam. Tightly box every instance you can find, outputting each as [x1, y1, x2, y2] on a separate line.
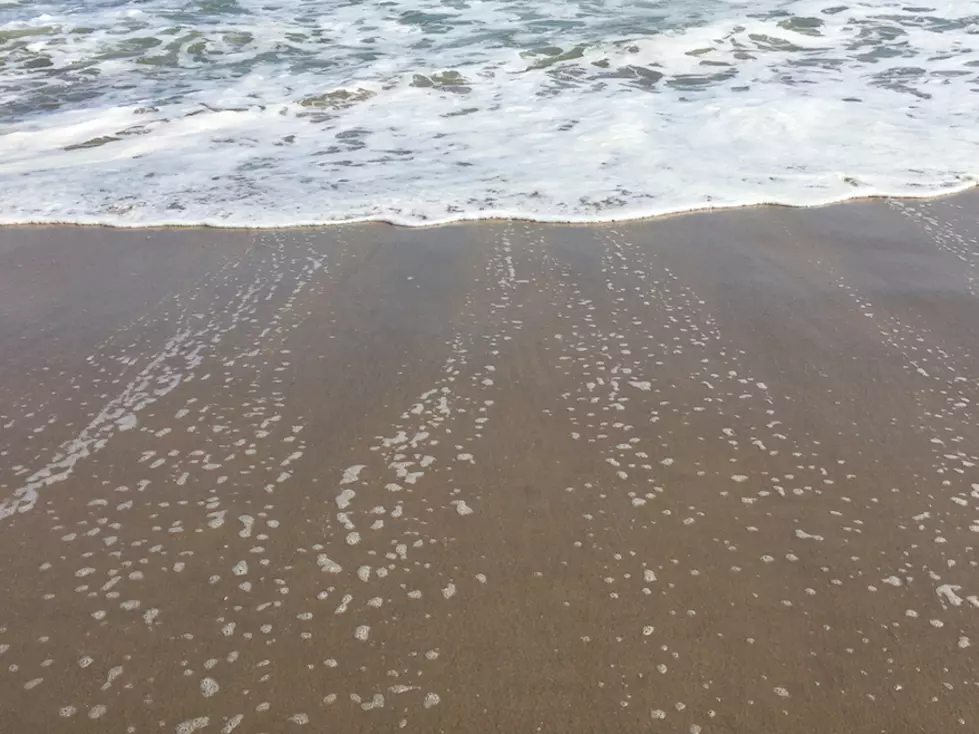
[0, 0, 976, 227]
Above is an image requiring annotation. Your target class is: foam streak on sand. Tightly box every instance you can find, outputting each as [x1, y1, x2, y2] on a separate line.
[0, 242, 327, 519]
[0, 0, 978, 226]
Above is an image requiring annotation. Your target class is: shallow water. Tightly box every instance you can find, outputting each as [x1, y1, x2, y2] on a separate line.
[0, 0, 977, 226]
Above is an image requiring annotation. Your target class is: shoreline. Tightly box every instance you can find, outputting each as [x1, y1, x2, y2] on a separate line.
[0, 183, 975, 232]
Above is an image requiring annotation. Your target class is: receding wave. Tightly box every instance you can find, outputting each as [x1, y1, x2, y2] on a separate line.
[0, 0, 976, 227]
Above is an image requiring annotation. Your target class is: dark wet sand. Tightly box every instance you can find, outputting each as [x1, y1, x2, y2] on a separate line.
[1, 193, 979, 733]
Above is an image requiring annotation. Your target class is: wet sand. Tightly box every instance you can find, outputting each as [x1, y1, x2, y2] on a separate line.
[1, 193, 978, 733]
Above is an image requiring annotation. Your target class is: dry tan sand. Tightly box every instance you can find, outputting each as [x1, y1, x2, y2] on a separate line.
[1, 193, 978, 733]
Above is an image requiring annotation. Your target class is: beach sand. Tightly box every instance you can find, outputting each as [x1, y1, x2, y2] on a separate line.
[1, 193, 978, 733]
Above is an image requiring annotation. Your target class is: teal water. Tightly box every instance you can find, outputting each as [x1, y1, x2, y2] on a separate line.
[0, 0, 976, 226]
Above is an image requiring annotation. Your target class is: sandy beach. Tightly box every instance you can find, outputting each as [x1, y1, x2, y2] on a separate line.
[1, 193, 978, 733]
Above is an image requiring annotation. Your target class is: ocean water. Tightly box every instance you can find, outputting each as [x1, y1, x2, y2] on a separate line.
[0, 0, 976, 227]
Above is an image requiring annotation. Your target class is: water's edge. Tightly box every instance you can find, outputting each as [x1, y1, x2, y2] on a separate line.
[2, 184, 974, 231]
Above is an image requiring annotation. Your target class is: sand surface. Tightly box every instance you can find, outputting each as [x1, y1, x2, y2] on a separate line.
[1, 194, 979, 733]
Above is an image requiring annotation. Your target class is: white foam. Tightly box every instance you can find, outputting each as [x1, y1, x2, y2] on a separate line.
[176, 717, 210, 734]
[200, 677, 220, 698]
[0, 327, 199, 520]
[316, 555, 342, 573]
[0, 0, 976, 228]
[423, 692, 441, 709]
[937, 584, 964, 607]
[341, 465, 366, 485]
[336, 489, 356, 510]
